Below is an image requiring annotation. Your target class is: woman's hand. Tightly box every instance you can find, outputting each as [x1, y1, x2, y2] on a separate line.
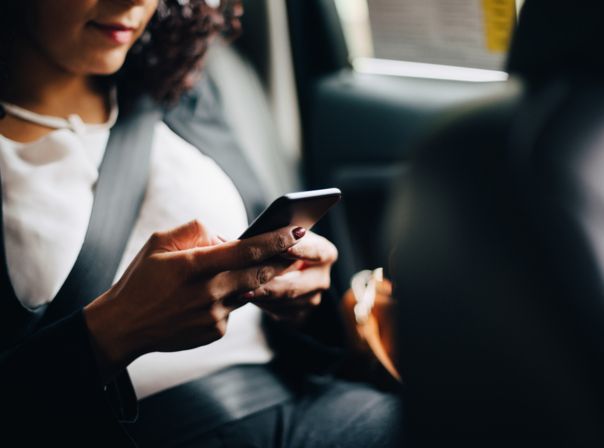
[84, 220, 306, 383]
[248, 231, 338, 323]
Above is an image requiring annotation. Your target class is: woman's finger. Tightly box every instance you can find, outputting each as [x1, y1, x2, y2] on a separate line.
[149, 220, 218, 252]
[178, 225, 306, 275]
[156, 311, 231, 352]
[250, 265, 331, 303]
[284, 232, 338, 264]
[208, 258, 292, 302]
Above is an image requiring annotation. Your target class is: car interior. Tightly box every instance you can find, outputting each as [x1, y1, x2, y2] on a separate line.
[199, 0, 604, 445]
[213, 0, 511, 287]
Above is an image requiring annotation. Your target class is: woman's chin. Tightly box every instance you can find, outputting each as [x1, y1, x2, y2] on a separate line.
[76, 52, 129, 77]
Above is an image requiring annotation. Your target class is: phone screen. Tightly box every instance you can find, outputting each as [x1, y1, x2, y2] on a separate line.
[239, 188, 341, 239]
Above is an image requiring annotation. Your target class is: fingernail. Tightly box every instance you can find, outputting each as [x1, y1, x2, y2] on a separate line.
[292, 227, 306, 240]
[217, 234, 227, 243]
[242, 291, 255, 300]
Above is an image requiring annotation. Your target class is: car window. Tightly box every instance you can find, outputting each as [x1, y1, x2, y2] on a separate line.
[335, 0, 523, 74]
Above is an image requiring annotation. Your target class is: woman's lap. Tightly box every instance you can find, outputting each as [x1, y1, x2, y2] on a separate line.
[181, 378, 402, 448]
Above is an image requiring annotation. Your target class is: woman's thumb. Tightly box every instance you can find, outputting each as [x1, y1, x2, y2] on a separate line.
[150, 220, 215, 252]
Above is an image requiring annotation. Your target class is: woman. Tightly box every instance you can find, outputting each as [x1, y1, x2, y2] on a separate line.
[0, 0, 399, 446]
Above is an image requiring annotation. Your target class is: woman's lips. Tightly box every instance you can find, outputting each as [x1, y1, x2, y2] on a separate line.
[89, 22, 136, 45]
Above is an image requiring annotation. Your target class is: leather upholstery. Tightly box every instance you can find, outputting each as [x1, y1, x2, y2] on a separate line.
[391, 0, 604, 445]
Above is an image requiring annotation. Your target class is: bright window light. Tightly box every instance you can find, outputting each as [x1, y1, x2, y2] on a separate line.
[353, 57, 509, 83]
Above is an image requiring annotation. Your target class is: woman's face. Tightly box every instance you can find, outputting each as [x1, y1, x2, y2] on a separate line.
[24, 0, 159, 76]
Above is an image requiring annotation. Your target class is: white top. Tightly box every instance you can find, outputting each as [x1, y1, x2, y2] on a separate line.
[0, 102, 274, 399]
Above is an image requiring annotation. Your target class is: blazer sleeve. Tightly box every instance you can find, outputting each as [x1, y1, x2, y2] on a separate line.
[263, 288, 349, 374]
[0, 310, 136, 446]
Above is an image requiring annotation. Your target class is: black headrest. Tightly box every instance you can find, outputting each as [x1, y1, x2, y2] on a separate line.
[234, 0, 269, 84]
[507, 0, 604, 80]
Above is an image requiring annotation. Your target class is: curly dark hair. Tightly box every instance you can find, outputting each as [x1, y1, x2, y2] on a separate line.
[0, 0, 243, 107]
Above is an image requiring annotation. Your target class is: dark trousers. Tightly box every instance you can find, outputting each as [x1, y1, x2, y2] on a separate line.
[129, 375, 402, 448]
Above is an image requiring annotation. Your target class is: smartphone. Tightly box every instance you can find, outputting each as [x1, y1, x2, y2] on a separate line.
[239, 188, 342, 239]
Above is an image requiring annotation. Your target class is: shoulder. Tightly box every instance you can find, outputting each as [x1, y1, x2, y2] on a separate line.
[150, 121, 207, 167]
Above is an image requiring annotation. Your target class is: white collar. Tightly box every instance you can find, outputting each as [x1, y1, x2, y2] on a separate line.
[0, 88, 118, 135]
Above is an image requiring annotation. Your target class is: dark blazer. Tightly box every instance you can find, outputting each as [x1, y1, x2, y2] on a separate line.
[0, 75, 346, 446]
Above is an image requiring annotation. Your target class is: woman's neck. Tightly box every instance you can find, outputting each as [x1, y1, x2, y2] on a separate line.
[0, 40, 110, 142]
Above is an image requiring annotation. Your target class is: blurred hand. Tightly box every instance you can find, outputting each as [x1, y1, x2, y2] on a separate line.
[248, 231, 338, 323]
[84, 220, 305, 382]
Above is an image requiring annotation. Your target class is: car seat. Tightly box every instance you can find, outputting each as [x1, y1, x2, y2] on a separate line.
[204, 0, 302, 199]
[390, 0, 604, 445]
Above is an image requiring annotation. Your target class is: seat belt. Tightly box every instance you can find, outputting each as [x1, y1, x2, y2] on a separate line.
[0, 97, 161, 346]
[43, 97, 161, 325]
[164, 73, 269, 222]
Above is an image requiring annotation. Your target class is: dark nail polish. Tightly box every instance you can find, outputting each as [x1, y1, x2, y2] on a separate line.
[292, 227, 306, 239]
[242, 291, 255, 300]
